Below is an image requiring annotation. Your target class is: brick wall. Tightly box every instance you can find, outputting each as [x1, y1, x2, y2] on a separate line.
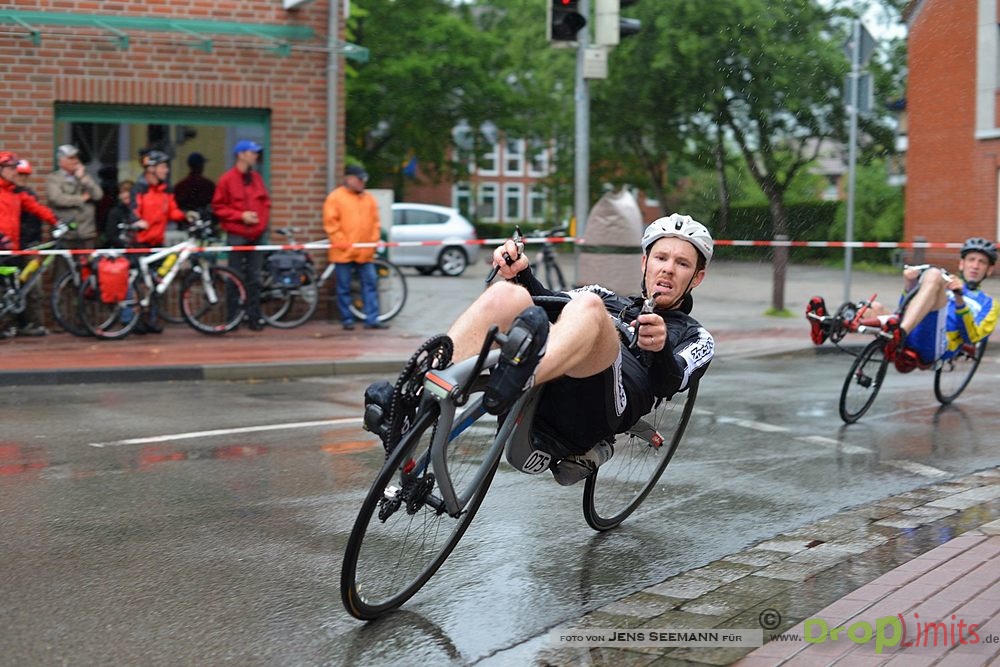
[0, 0, 342, 239]
[906, 0, 1000, 265]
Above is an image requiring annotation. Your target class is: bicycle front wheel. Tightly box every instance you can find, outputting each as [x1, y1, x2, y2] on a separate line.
[78, 274, 141, 340]
[181, 266, 246, 335]
[341, 378, 499, 620]
[583, 381, 699, 531]
[839, 339, 890, 423]
[260, 266, 319, 329]
[51, 271, 89, 337]
[934, 339, 988, 404]
[348, 259, 407, 323]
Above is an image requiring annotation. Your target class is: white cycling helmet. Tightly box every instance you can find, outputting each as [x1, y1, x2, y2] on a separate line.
[641, 214, 714, 265]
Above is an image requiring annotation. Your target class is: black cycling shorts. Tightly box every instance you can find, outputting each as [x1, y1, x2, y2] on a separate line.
[533, 345, 653, 456]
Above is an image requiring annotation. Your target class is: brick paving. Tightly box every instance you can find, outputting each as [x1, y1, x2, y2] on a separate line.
[522, 469, 1000, 666]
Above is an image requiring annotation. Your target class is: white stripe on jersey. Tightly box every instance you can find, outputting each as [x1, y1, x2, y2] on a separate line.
[677, 327, 714, 390]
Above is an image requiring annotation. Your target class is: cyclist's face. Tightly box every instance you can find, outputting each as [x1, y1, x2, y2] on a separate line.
[960, 252, 993, 283]
[642, 237, 705, 305]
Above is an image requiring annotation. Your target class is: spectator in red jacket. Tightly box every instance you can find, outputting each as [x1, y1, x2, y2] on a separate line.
[0, 151, 58, 337]
[128, 150, 195, 333]
[211, 139, 271, 331]
[130, 150, 191, 248]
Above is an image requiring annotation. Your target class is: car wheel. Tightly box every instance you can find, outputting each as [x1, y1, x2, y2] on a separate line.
[437, 247, 468, 277]
[416, 267, 436, 276]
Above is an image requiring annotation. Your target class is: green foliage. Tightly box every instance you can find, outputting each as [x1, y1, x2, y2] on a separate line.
[711, 201, 840, 261]
[829, 159, 904, 262]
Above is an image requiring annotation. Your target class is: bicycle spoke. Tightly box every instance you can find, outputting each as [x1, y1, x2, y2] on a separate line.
[583, 382, 698, 531]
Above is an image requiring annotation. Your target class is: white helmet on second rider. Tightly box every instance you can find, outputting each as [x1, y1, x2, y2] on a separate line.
[641, 214, 714, 265]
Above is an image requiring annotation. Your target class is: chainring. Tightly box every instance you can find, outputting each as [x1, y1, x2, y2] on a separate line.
[385, 334, 454, 450]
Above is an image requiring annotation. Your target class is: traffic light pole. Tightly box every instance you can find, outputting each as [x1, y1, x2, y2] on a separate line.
[574, 0, 590, 238]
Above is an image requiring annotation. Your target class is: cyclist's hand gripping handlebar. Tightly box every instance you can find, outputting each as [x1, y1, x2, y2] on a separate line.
[485, 225, 524, 286]
[631, 292, 661, 367]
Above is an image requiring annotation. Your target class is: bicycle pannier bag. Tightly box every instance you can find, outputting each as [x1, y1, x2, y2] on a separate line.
[97, 256, 130, 304]
[268, 251, 308, 287]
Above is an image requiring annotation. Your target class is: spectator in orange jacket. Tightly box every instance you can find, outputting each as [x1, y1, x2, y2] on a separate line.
[211, 139, 271, 331]
[323, 165, 385, 330]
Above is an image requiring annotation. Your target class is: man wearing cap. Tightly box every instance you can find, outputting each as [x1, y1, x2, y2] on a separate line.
[45, 144, 103, 250]
[0, 151, 59, 337]
[323, 164, 385, 330]
[211, 140, 271, 331]
[174, 152, 215, 214]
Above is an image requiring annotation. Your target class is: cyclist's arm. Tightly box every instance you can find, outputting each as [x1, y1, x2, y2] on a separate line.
[955, 292, 998, 343]
[18, 191, 57, 226]
[511, 264, 554, 297]
[649, 318, 714, 397]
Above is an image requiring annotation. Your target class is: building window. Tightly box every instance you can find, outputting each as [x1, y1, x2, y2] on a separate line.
[529, 185, 548, 223]
[454, 183, 472, 218]
[478, 183, 498, 221]
[528, 139, 550, 177]
[479, 142, 498, 175]
[504, 138, 524, 175]
[503, 183, 523, 222]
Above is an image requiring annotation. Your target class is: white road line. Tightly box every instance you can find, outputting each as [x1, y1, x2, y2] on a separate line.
[88, 417, 363, 448]
[714, 416, 790, 433]
[883, 460, 951, 478]
[796, 435, 872, 455]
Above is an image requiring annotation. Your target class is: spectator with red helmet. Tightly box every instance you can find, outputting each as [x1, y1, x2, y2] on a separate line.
[44, 144, 103, 251]
[0, 151, 59, 337]
[14, 160, 44, 248]
[211, 139, 271, 331]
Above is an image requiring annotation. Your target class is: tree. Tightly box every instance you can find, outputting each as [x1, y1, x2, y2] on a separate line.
[591, 0, 905, 309]
[346, 0, 516, 197]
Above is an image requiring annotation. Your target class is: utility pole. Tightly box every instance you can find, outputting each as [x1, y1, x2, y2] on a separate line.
[574, 0, 591, 238]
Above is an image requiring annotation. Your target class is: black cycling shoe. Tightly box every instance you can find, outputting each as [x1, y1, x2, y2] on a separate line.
[483, 305, 549, 416]
[363, 380, 395, 445]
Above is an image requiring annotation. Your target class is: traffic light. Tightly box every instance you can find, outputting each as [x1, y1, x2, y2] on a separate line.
[595, 0, 641, 46]
[548, 0, 587, 44]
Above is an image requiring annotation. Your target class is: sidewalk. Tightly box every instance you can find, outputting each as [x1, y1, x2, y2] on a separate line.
[516, 469, 1000, 666]
[0, 259, 903, 385]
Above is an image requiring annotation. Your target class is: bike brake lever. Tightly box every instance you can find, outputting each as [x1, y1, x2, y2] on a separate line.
[629, 292, 660, 349]
[485, 225, 524, 286]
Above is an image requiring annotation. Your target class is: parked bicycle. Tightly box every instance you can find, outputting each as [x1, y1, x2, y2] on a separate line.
[807, 267, 989, 424]
[79, 215, 248, 338]
[0, 221, 88, 336]
[528, 226, 569, 291]
[340, 295, 698, 620]
[258, 229, 408, 328]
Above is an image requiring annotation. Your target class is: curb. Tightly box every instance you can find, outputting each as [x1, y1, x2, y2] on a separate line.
[0, 358, 410, 386]
[517, 467, 1000, 666]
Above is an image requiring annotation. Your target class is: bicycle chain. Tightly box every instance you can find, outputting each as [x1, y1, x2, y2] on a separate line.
[385, 334, 454, 452]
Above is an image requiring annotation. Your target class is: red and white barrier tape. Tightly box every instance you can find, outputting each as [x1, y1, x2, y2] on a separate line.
[0, 236, 965, 257]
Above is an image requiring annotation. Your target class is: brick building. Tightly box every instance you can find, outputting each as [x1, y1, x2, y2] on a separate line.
[905, 0, 1000, 261]
[0, 1, 351, 240]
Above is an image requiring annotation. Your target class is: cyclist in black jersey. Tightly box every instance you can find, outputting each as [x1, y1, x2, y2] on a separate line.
[437, 214, 716, 484]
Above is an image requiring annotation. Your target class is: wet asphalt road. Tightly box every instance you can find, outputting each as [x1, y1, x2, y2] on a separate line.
[2, 350, 999, 666]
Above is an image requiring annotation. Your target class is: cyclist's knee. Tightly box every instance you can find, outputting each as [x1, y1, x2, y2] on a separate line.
[561, 291, 606, 323]
[482, 281, 531, 310]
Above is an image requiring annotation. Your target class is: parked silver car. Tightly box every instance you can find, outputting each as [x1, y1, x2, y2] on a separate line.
[388, 203, 481, 276]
